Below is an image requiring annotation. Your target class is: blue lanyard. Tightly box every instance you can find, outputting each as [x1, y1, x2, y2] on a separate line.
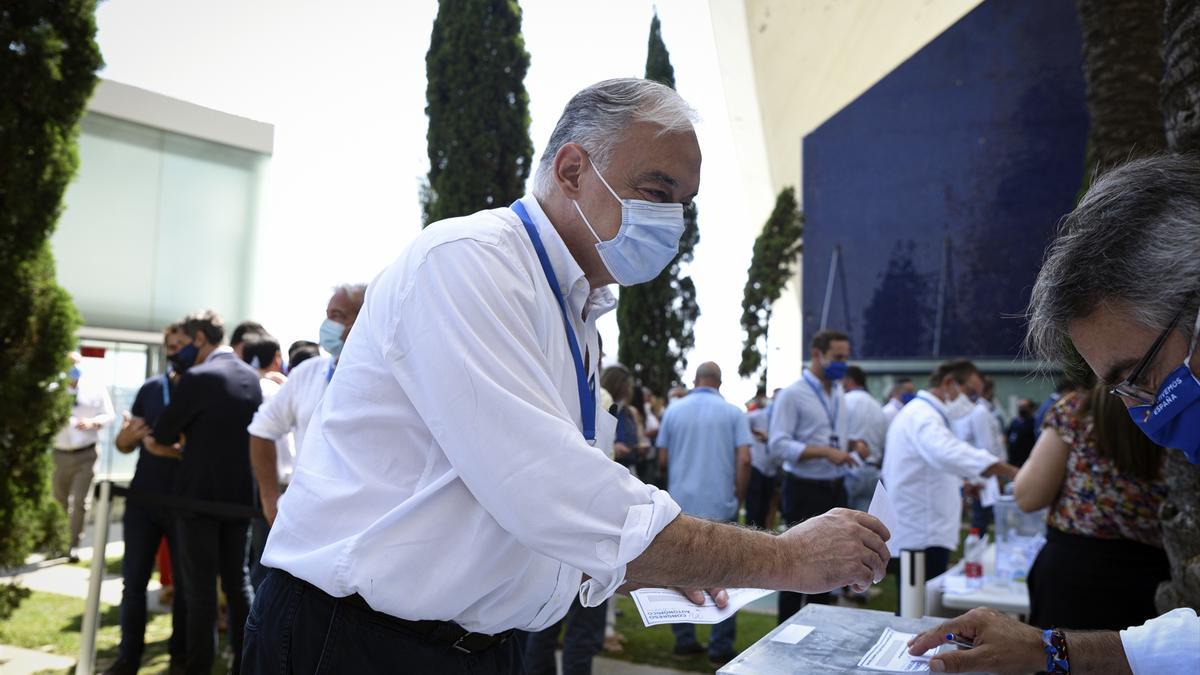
[511, 201, 596, 443]
[914, 395, 950, 428]
[802, 370, 839, 431]
[326, 360, 335, 383]
[161, 373, 171, 407]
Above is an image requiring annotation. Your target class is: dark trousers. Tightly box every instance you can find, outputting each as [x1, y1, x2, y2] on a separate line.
[117, 504, 187, 664]
[524, 597, 607, 675]
[176, 514, 252, 675]
[744, 467, 777, 530]
[890, 547, 950, 614]
[671, 615, 736, 660]
[247, 515, 270, 591]
[778, 475, 847, 622]
[969, 500, 994, 534]
[1028, 527, 1170, 630]
[244, 568, 523, 674]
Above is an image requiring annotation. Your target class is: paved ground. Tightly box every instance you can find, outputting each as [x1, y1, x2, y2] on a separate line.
[0, 644, 76, 674]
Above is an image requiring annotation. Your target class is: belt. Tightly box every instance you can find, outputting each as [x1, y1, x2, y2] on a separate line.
[54, 443, 96, 453]
[339, 592, 513, 654]
[784, 474, 845, 487]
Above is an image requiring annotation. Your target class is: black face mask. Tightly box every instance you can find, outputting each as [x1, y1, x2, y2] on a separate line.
[169, 343, 199, 372]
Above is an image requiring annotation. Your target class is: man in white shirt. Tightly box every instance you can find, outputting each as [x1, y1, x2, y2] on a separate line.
[243, 79, 891, 674]
[246, 283, 365, 528]
[52, 352, 114, 560]
[882, 359, 1018, 602]
[953, 374, 1007, 532]
[768, 329, 868, 620]
[744, 388, 781, 530]
[842, 365, 888, 512]
[908, 154, 1200, 674]
[881, 377, 915, 425]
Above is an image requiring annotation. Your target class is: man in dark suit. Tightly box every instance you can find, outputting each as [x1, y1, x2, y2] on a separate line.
[146, 310, 262, 675]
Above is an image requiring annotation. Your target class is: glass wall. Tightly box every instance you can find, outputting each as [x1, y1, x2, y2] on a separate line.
[51, 112, 267, 333]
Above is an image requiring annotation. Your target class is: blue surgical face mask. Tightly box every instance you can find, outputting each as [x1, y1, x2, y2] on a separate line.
[572, 161, 686, 286]
[1129, 308, 1200, 463]
[169, 343, 199, 372]
[900, 392, 917, 404]
[320, 318, 346, 358]
[822, 359, 848, 382]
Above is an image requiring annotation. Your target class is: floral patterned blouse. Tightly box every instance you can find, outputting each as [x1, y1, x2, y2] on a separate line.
[1044, 395, 1168, 547]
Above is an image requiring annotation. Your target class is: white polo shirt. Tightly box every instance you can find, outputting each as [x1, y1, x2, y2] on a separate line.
[262, 195, 680, 634]
[881, 391, 997, 551]
[247, 355, 333, 472]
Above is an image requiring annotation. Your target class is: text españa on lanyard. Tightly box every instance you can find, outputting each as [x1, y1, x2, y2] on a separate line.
[510, 201, 597, 443]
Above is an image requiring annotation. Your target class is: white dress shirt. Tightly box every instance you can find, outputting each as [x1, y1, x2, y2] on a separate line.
[1120, 608, 1200, 674]
[246, 355, 332, 472]
[747, 408, 777, 477]
[844, 389, 887, 463]
[262, 195, 680, 634]
[768, 369, 850, 480]
[952, 399, 1007, 463]
[54, 376, 115, 449]
[882, 398, 903, 425]
[881, 391, 998, 551]
[255, 377, 296, 485]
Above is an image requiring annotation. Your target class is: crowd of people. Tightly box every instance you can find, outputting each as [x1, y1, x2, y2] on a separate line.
[53, 77, 1199, 675]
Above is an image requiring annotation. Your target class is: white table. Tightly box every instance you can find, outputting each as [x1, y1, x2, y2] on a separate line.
[925, 542, 1030, 618]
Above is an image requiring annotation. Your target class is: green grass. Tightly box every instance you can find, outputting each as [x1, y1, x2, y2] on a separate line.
[70, 555, 124, 577]
[0, 589, 227, 675]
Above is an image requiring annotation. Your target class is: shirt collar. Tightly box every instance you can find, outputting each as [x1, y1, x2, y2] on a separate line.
[916, 389, 946, 412]
[692, 386, 720, 395]
[517, 194, 615, 321]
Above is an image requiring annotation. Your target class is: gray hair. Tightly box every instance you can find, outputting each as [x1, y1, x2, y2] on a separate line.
[1025, 153, 1200, 364]
[332, 282, 368, 310]
[532, 78, 698, 198]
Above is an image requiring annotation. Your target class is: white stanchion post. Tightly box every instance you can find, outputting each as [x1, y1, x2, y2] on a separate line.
[899, 548, 926, 618]
[76, 480, 112, 675]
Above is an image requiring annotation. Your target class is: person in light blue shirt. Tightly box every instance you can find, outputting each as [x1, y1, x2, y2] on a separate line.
[655, 361, 752, 666]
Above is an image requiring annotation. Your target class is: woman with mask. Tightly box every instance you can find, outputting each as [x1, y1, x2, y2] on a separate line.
[1014, 384, 1168, 630]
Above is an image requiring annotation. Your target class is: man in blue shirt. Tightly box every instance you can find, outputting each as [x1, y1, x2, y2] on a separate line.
[656, 362, 752, 667]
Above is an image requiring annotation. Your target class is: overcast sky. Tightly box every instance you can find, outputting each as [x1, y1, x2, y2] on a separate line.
[94, 0, 761, 405]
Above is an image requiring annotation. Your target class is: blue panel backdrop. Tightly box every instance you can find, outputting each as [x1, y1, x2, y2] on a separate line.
[801, 0, 1089, 359]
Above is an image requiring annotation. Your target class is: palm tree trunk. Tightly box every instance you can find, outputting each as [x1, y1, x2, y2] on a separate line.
[1156, 0, 1200, 614]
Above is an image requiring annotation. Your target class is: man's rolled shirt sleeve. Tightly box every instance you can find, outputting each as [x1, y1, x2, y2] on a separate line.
[1119, 608, 1200, 674]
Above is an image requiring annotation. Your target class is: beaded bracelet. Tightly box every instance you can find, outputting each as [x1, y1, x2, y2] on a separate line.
[1042, 628, 1070, 673]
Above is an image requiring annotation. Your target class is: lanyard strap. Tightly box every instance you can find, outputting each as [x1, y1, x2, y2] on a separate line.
[327, 360, 335, 383]
[511, 201, 596, 443]
[914, 395, 950, 428]
[802, 370, 839, 431]
[161, 373, 171, 407]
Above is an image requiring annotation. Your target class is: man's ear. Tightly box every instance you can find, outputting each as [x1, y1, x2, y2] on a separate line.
[810, 347, 822, 363]
[553, 143, 588, 200]
[192, 332, 208, 349]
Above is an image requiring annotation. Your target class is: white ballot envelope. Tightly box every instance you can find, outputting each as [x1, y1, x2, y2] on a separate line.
[868, 481, 901, 556]
[629, 588, 771, 627]
[979, 475, 1001, 508]
[857, 627, 952, 672]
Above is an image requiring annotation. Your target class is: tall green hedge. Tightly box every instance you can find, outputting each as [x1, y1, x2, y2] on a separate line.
[739, 187, 803, 381]
[615, 12, 700, 396]
[422, 0, 533, 226]
[0, 0, 100, 615]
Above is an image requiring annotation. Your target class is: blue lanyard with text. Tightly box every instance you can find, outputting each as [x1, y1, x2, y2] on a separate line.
[914, 395, 951, 428]
[511, 201, 596, 443]
[802, 370, 839, 431]
[161, 373, 171, 407]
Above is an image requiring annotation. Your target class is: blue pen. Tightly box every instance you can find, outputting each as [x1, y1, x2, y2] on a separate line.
[945, 633, 975, 649]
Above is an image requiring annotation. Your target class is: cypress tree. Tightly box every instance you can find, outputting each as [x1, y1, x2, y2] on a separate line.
[616, 12, 700, 396]
[422, 0, 533, 226]
[0, 0, 100, 615]
[738, 187, 804, 382]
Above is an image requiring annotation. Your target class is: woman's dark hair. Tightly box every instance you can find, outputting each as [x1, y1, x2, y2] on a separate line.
[601, 364, 634, 404]
[1077, 384, 1165, 481]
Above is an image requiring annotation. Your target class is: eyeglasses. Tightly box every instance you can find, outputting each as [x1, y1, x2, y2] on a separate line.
[1109, 306, 1186, 406]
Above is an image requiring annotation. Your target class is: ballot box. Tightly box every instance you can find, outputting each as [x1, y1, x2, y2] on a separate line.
[718, 603, 986, 674]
